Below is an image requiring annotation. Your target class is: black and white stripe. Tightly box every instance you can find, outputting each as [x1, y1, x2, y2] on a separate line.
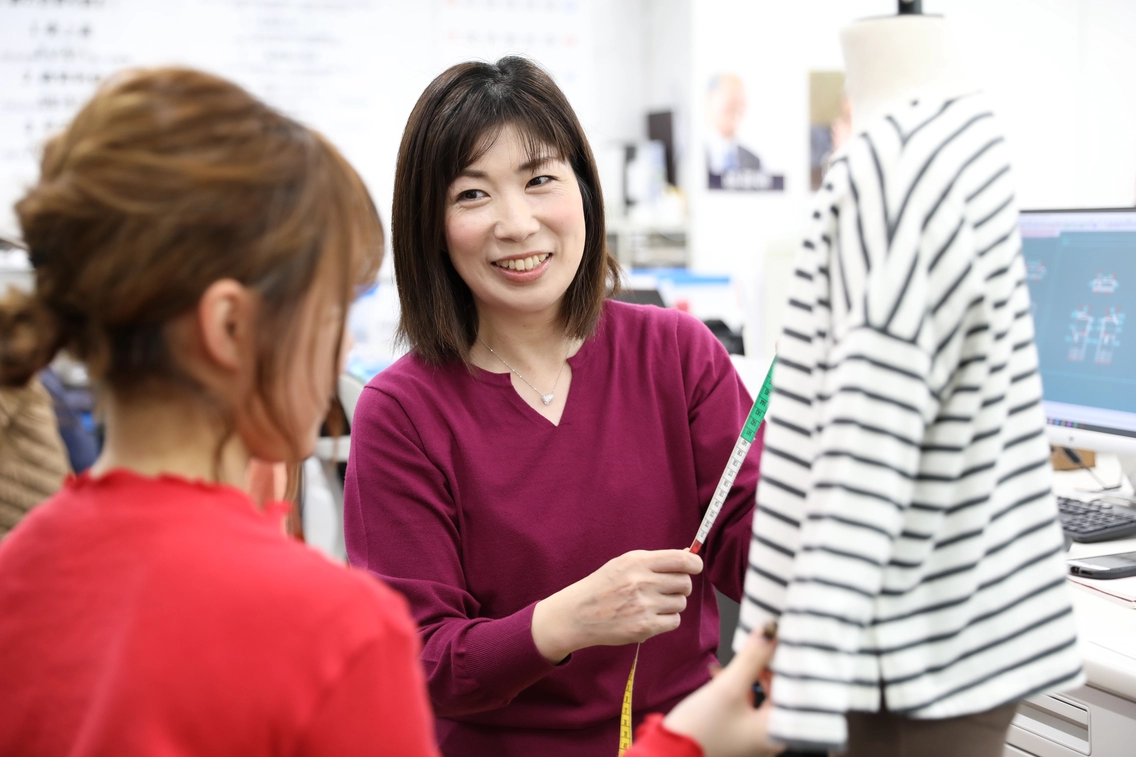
[736, 94, 1084, 751]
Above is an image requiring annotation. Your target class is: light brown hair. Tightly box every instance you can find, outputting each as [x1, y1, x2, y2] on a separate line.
[391, 56, 621, 365]
[0, 283, 58, 388]
[2, 67, 383, 460]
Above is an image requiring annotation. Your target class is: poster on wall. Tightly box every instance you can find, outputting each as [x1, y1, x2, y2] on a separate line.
[704, 73, 783, 192]
[808, 70, 851, 191]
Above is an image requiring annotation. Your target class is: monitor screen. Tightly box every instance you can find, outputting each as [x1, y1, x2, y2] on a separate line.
[1020, 209, 1136, 455]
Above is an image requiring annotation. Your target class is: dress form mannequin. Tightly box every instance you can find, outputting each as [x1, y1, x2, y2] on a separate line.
[840, 8, 975, 132]
[735, 4, 1084, 756]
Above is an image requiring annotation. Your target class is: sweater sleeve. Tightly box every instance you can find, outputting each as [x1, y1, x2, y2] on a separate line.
[343, 385, 559, 717]
[296, 593, 440, 757]
[623, 714, 704, 757]
[674, 312, 761, 603]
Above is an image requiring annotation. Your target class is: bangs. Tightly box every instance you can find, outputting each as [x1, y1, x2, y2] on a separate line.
[463, 120, 571, 176]
[440, 86, 579, 187]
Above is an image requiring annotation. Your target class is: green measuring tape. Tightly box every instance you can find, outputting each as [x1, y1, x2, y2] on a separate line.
[690, 355, 777, 555]
[618, 356, 777, 755]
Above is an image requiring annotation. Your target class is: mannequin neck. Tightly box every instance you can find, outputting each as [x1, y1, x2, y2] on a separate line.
[840, 15, 974, 133]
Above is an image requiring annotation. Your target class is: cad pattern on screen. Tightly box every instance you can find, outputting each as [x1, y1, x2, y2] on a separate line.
[1065, 271, 1125, 366]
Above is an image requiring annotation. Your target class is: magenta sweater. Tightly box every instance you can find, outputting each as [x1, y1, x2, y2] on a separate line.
[343, 300, 761, 756]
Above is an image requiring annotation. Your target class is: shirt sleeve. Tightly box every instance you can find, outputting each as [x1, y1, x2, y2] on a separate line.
[622, 714, 704, 757]
[673, 312, 762, 603]
[296, 591, 440, 757]
[343, 385, 559, 718]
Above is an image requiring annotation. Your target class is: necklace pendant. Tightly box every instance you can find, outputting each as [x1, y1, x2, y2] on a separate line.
[541, 393, 554, 405]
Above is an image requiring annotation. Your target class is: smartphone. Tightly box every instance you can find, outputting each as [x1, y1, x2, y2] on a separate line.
[1068, 551, 1136, 579]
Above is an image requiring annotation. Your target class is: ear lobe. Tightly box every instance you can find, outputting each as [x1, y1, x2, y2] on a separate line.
[197, 279, 255, 372]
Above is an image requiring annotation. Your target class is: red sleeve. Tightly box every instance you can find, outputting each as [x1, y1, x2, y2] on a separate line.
[296, 599, 440, 757]
[624, 714, 704, 757]
[674, 312, 761, 603]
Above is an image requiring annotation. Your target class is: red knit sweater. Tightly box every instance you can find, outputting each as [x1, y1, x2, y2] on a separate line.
[0, 470, 439, 757]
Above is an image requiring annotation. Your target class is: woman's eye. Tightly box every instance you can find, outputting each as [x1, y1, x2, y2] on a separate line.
[456, 189, 485, 201]
[528, 175, 554, 188]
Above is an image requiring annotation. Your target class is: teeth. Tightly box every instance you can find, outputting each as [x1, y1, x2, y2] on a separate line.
[497, 253, 549, 271]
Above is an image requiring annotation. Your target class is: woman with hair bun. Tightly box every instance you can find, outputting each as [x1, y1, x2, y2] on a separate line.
[0, 67, 438, 756]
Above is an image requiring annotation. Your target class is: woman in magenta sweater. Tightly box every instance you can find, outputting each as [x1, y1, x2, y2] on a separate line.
[343, 56, 764, 756]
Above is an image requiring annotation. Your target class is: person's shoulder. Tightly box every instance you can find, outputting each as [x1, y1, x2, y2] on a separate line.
[361, 352, 464, 412]
[603, 297, 682, 330]
[220, 528, 415, 639]
[600, 299, 717, 353]
[367, 351, 441, 391]
[287, 548, 414, 630]
[302, 558, 419, 649]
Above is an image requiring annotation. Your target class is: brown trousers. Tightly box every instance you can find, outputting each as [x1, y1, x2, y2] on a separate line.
[841, 702, 1019, 757]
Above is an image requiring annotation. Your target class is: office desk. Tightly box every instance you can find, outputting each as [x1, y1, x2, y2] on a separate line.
[1007, 455, 1136, 756]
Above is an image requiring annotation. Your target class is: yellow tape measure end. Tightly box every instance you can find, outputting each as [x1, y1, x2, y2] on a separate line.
[617, 643, 640, 755]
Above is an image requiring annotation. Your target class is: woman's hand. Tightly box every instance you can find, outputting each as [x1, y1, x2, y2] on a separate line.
[531, 549, 703, 664]
[662, 627, 783, 757]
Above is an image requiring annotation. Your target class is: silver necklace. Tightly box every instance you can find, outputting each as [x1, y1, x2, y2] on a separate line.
[478, 337, 569, 406]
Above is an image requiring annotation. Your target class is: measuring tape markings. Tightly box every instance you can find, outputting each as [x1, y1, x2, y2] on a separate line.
[617, 644, 640, 754]
[690, 357, 776, 555]
[617, 357, 778, 755]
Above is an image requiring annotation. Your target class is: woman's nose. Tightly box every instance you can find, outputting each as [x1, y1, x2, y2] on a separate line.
[493, 192, 540, 242]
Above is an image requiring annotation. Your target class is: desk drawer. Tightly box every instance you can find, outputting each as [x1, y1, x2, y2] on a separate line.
[1009, 694, 1089, 755]
[1007, 685, 1136, 757]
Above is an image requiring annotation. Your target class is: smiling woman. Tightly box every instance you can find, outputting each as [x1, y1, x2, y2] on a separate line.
[390, 57, 616, 370]
[343, 56, 766, 757]
[442, 125, 587, 333]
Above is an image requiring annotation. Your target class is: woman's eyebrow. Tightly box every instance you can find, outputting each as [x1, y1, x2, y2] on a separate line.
[454, 155, 559, 180]
[518, 155, 557, 172]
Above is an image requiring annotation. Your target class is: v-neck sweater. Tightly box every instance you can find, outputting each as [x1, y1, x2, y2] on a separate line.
[344, 299, 761, 756]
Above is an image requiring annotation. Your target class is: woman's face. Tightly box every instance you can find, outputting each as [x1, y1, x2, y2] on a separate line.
[443, 125, 586, 324]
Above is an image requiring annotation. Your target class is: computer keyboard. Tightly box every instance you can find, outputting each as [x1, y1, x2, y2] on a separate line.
[1057, 496, 1136, 543]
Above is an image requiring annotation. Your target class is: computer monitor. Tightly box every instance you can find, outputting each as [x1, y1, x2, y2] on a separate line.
[1020, 208, 1136, 458]
[610, 288, 667, 308]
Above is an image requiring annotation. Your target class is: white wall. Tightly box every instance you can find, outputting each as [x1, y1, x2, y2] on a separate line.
[685, 0, 1136, 363]
[643, 0, 693, 186]
[1075, 0, 1136, 206]
[0, 0, 652, 245]
[4, 0, 1134, 362]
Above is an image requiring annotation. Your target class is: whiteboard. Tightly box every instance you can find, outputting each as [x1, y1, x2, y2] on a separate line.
[0, 0, 602, 240]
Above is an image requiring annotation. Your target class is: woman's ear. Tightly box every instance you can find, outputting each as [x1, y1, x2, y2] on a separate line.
[196, 279, 257, 373]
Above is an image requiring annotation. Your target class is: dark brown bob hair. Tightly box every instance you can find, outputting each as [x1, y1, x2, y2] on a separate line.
[392, 56, 621, 365]
[7, 67, 383, 460]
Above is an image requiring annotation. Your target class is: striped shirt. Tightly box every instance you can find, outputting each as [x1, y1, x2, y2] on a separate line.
[735, 94, 1085, 752]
